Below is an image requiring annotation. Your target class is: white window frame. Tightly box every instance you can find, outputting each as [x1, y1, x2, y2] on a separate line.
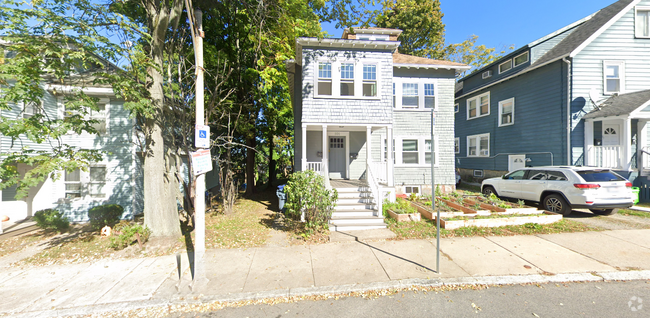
[380, 135, 395, 163]
[498, 97, 515, 127]
[317, 62, 332, 96]
[401, 83, 419, 108]
[63, 164, 108, 200]
[404, 186, 420, 195]
[466, 92, 490, 120]
[635, 6, 650, 38]
[513, 52, 529, 67]
[60, 97, 111, 135]
[424, 83, 435, 109]
[603, 61, 625, 95]
[393, 136, 439, 167]
[362, 63, 377, 97]
[313, 59, 381, 99]
[467, 133, 490, 157]
[21, 100, 43, 119]
[498, 60, 513, 74]
[340, 62, 355, 96]
[454, 137, 460, 154]
[454, 103, 459, 113]
[392, 78, 438, 111]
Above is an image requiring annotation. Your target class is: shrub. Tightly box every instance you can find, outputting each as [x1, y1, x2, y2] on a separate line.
[383, 198, 417, 214]
[88, 204, 124, 230]
[109, 223, 151, 250]
[33, 209, 69, 232]
[284, 170, 338, 231]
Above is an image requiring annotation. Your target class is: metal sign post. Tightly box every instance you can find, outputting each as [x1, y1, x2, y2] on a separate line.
[431, 109, 439, 274]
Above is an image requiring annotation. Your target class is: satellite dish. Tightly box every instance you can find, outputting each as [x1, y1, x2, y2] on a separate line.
[589, 88, 602, 109]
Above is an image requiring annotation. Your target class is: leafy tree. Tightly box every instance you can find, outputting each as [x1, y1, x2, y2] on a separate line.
[0, 0, 138, 201]
[444, 35, 515, 77]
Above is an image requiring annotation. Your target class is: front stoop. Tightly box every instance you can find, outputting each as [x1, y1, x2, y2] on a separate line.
[329, 186, 387, 232]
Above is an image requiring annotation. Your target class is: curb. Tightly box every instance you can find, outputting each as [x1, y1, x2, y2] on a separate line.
[8, 270, 650, 318]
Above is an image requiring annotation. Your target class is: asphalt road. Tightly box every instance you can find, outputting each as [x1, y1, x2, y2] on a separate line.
[163, 280, 650, 318]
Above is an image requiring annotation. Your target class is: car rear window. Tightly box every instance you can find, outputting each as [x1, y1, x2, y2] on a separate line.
[577, 170, 625, 182]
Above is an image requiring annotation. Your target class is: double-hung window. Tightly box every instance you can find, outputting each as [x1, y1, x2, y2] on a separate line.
[90, 102, 108, 134]
[402, 139, 419, 164]
[340, 63, 355, 96]
[424, 83, 435, 109]
[65, 169, 82, 199]
[636, 7, 650, 38]
[603, 61, 624, 95]
[454, 137, 460, 154]
[318, 62, 332, 96]
[392, 83, 396, 107]
[89, 166, 107, 198]
[22, 100, 42, 119]
[402, 83, 419, 108]
[466, 92, 490, 119]
[467, 133, 490, 157]
[363, 64, 377, 97]
[425, 139, 433, 164]
[498, 98, 514, 126]
[63, 166, 107, 199]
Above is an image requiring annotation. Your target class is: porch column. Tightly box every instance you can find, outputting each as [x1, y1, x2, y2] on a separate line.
[639, 120, 648, 171]
[301, 125, 307, 171]
[322, 125, 328, 176]
[387, 126, 394, 186]
[584, 120, 594, 166]
[624, 118, 632, 170]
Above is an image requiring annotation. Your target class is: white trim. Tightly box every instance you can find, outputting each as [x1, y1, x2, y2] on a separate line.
[403, 185, 421, 195]
[498, 59, 513, 74]
[454, 137, 460, 154]
[313, 58, 383, 100]
[513, 52, 529, 67]
[467, 133, 490, 157]
[392, 78, 439, 111]
[635, 6, 650, 38]
[603, 60, 625, 95]
[527, 14, 595, 47]
[498, 97, 515, 127]
[569, 0, 641, 58]
[393, 63, 470, 71]
[628, 99, 650, 118]
[392, 135, 439, 168]
[466, 92, 490, 120]
[327, 131, 349, 179]
[47, 84, 114, 96]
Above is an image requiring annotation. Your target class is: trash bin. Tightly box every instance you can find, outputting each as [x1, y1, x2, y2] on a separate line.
[632, 187, 640, 205]
[276, 184, 286, 213]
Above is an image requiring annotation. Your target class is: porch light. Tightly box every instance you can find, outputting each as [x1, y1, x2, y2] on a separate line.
[574, 184, 601, 189]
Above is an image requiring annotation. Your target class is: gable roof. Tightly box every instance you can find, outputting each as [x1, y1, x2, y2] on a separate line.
[583, 89, 650, 119]
[457, 0, 638, 99]
[533, 0, 637, 66]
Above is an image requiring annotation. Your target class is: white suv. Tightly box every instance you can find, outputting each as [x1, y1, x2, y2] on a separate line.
[481, 166, 634, 216]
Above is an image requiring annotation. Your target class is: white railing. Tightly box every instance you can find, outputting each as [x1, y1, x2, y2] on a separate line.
[642, 147, 650, 171]
[366, 163, 382, 217]
[592, 146, 621, 168]
[369, 162, 387, 184]
[306, 161, 322, 173]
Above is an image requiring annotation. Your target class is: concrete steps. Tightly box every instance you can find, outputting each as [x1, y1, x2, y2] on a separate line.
[330, 184, 386, 232]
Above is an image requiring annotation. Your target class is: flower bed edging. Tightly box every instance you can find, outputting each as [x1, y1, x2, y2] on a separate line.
[409, 201, 464, 220]
[387, 209, 421, 222]
[440, 211, 562, 230]
[463, 198, 539, 214]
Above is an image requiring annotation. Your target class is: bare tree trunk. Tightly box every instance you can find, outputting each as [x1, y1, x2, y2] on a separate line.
[142, 1, 183, 238]
[245, 134, 256, 195]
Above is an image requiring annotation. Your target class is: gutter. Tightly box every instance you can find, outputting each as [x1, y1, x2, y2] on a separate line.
[563, 57, 572, 166]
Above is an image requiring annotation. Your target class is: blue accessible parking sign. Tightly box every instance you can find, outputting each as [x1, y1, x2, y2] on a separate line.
[195, 125, 210, 148]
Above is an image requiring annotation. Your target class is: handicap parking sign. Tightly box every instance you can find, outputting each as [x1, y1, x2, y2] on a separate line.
[195, 125, 210, 148]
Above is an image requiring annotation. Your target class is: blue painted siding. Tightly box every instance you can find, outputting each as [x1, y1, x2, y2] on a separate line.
[455, 61, 567, 171]
[460, 48, 531, 94]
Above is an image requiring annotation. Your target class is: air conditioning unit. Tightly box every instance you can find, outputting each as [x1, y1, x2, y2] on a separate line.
[480, 150, 489, 156]
[482, 70, 493, 79]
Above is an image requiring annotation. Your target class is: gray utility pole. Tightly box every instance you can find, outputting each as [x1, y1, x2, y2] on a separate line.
[189, 5, 207, 288]
[431, 109, 440, 274]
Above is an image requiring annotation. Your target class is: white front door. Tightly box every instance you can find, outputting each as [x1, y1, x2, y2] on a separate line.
[329, 136, 346, 179]
[508, 155, 526, 172]
[602, 124, 620, 146]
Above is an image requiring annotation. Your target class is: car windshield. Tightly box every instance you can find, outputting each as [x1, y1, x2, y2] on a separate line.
[577, 170, 625, 182]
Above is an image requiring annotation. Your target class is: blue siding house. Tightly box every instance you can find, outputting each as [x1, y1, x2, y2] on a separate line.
[455, 0, 650, 187]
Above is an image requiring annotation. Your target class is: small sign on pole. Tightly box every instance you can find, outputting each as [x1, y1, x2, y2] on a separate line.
[191, 149, 212, 176]
[195, 125, 210, 149]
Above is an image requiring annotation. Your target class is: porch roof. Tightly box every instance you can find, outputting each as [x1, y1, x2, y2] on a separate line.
[583, 89, 650, 119]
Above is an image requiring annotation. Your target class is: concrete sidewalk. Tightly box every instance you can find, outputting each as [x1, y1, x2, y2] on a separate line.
[2, 229, 650, 317]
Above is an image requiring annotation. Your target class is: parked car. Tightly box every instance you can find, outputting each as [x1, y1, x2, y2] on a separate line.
[481, 166, 633, 216]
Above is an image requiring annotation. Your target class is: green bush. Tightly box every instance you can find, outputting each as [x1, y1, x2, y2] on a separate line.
[88, 204, 124, 230]
[109, 223, 151, 250]
[284, 170, 338, 231]
[33, 209, 69, 232]
[383, 198, 417, 214]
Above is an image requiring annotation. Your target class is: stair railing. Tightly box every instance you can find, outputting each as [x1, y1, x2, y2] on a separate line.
[366, 163, 382, 217]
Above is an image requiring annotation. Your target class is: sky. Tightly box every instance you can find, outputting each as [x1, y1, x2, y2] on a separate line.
[322, 0, 617, 52]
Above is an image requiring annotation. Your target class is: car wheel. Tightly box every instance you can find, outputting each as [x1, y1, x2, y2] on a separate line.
[589, 208, 618, 216]
[482, 186, 497, 198]
[543, 194, 571, 216]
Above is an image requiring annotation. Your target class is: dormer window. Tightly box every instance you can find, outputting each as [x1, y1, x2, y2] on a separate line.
[499, 60, 512, 73]
[340, 63, 355, 96]
[318, 62, 332, 96]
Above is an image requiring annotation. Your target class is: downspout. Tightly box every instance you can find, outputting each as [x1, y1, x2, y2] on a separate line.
[563, 57, 572, 166]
